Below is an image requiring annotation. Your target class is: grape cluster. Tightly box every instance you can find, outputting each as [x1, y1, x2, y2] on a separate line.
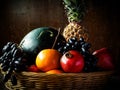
[56, 37, 98, 72]
[0, 42, 28, 85]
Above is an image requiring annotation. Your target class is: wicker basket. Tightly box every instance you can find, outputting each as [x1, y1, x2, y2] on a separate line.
[5, 71, 114, 90]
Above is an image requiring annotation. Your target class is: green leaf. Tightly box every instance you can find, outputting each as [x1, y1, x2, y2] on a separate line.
[63, 0, 71, 6]
[72, 0, 77, 4]
[63, 0, 87, 22]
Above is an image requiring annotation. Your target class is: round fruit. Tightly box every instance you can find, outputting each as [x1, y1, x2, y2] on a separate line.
[27, 65, 40, 72]
[46, 69, 63, 74]
[93, 48, 114, 70]
[36, 49, 62, 72]
[19, 27, 65, 65]
[60, 50, 84, 73]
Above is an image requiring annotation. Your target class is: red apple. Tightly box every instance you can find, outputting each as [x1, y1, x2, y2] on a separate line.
[60, 50, 84, 73]
[93, 48, 114, 70]
[27, 65, 40, 72]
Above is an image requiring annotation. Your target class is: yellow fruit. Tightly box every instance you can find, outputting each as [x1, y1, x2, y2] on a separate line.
[46, 69, 63, 74]
[36, 49, 61, 72]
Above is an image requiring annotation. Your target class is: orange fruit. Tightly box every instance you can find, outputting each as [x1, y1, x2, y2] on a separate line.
[46, 69, 63, 74]
[36, 49, 61, 72]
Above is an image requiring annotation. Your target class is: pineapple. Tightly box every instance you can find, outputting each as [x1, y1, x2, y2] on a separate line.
[62, 0, 88, 41]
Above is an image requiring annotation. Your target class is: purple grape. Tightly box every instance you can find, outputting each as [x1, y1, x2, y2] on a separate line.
[56, 37, 98, 72]
[79, 37, 84, 42]
[0, 42, 29, 85]
[2, 42, 14, 53]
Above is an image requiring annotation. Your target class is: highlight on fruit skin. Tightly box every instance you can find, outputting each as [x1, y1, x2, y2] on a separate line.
[35, 49, 62, 72]
[0, 27, 66, 85]
[56, 37, 98, 72]
[0, 42, 28, 85]
[46, 69, 64, 74]
[19, 27, 65, 65]
[93, 48, 115, 70]
[60, 50, 85, 73]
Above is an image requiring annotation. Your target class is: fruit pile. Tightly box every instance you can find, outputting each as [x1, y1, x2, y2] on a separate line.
[56, 37, 98, 72]
[0, 27, 114, 86]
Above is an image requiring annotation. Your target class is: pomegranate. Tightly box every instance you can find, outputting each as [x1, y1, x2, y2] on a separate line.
[60, 50, 84, 73]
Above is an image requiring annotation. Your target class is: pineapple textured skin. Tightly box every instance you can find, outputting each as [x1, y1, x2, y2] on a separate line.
[63, 22, 88, 41]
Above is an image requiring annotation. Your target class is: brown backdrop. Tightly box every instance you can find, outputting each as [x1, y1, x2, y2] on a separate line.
[0, 0, 120, 70]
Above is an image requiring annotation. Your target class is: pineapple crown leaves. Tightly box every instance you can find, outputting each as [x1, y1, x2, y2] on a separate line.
[63, 0, 87, 22]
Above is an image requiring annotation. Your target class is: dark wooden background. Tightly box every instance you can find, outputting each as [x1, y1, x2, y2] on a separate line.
[0, 0, 120, 71]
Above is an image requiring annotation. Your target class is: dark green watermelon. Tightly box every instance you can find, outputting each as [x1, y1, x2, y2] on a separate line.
[19, 27, 65, 65]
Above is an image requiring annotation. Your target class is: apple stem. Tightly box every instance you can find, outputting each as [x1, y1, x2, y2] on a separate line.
[65, 52, 73, 58]
[52, 28, 61, 49]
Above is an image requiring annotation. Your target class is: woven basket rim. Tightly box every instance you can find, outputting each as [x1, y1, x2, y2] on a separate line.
[16, 70, 114, 77]
[5, 70, 114, 90]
